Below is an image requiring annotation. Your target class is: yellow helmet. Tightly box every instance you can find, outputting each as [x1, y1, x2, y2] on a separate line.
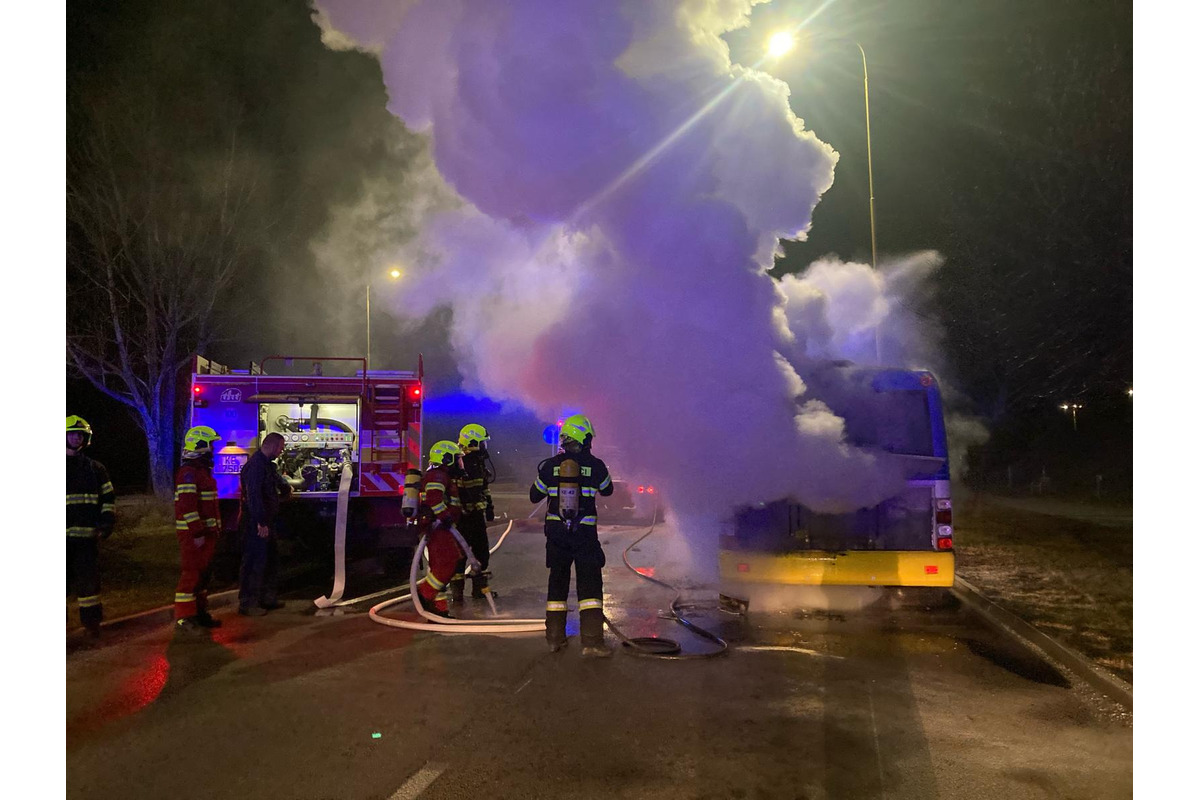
[560, 413, 595, 446]
[182, 425, 221, 458]
[67, 415, 93, 448]
[429, 440, 462, 468]
[458, 423, 490, 452]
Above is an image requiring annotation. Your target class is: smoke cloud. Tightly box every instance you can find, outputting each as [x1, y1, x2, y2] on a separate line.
[778, 251, 989, 478]
[312, 0, 943, 545]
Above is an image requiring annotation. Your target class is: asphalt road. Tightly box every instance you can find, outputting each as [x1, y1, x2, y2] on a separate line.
[67, 501, 1132, 799]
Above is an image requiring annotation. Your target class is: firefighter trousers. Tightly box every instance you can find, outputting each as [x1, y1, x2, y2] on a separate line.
[453, 512, 492, 593]
[418, 526, 463, 613]
[238, 526, 279, 610]
[67, 537, 102, 630]
[545, 530, 606, 646]
[175, 533, 218, 620]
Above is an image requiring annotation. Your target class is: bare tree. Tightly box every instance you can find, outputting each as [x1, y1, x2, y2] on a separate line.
[67, 87, 260, 499]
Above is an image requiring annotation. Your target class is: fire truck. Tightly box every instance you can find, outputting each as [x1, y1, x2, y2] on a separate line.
[188, 355, 423, 550]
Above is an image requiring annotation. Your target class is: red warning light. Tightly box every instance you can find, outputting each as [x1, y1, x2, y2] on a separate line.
[409, 386, 422, 399]
[637, 485, 645, 494]
[193, 386, 202, 394]
[647, 486, 656, 494]
[924, 565, 940, 574]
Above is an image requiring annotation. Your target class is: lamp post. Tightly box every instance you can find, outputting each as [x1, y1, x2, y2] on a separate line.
[768, 32, 882, 363]
[367, 268, 403, 371]
[1059, 403, 1083, 432]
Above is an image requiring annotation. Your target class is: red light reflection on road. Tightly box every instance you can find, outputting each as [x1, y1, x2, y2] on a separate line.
[68, 649, 169, 742]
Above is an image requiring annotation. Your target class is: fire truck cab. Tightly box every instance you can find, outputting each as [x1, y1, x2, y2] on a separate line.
[189, 355, 423, 545]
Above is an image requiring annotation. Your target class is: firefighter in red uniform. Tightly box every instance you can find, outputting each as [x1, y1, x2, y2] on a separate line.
[66, 416, 116, 637]
[173, 426, 223, 634]
[415, 440, 480, 618]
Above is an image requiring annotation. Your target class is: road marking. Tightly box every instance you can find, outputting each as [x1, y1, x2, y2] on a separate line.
[527, 498, 547, 519]
[514, 677, 532, 694]
[738, 645, 845, 659]
[389, 762, 447, 800]
[868, 688, 887, 798]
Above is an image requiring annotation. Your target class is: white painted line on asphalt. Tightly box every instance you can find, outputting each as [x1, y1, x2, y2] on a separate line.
[514, 677, 533, 694]
[389, 761, 447, 800]
[738, 646, 845, 659]
[868, 687, 887, 798]
[527, 497, 547, 518]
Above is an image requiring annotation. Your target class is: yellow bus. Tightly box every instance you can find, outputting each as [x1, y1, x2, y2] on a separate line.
[719, 365, 954, 613]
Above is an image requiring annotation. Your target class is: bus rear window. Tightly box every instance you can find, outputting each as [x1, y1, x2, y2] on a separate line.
[842, 389, 934, 457]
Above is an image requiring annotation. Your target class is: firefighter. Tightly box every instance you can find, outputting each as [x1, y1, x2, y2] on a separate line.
[66, 415, 116, 637]
[416, 440, 479, 618]
[530, 413, 615, 657]
[173, 426, 223, 634]
[449, 423, 496, 603]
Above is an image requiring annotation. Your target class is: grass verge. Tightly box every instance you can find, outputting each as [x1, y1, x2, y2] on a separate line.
[955, 493, 1133, 684]
[66, 495, 236, 631]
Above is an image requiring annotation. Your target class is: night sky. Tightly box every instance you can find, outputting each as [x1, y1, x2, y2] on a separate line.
[66, 0, 1131, 494]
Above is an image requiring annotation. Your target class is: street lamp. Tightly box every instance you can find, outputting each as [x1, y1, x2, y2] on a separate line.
[767, 32, 877, 272]
[768, 31, 881, 362]
[367, 267, 403, 371]
[1059, 403, 1083, 431]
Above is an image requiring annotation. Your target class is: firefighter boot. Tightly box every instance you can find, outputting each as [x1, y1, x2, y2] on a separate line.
[579, 608, 613, 658]
[418, 591, 453, 619]
[546, 610, 568, 653]
[449, 576, 465, 604]
[195, 611, 223, 629]
[471, 572, 490, 599]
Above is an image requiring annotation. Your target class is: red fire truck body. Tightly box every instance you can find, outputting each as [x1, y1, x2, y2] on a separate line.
[188, 355, 423, 537]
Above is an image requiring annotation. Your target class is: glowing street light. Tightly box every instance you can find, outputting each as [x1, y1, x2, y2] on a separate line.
[767, 31, 796, 59]
[1059, 403, 1083, 431]
[770, 30, 880, 362]
[1127, 387, 1133, 398]
[367, 267, 403, 371]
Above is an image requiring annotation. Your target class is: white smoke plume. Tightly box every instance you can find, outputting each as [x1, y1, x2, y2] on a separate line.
[777, 251, 989, 478]
[312, 0, 914, 548]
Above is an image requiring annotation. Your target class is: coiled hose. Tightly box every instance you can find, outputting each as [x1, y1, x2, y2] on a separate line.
[602, 511, 729, 660]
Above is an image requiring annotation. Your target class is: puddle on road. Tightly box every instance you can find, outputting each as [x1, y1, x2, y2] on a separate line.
[963, 636, 1071, 687]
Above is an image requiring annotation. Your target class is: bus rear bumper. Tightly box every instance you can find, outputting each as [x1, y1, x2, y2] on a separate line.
[719, 550, 955, 589]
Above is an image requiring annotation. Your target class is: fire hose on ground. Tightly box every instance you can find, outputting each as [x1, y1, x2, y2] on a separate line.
[369, 521, 546, 634]
[601, 509, 729, 660]
[368, 511, 728, 656]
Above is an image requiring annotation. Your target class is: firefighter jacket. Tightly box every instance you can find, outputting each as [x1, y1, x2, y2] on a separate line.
[529, 451, 613, 532]
[420, 465, 463, 529]
[175, 461, 221, 538]
[459, 451, 493, 515]
[67, 454, 116, 538]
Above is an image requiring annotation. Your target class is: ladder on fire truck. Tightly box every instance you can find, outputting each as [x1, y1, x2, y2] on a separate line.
[362, 356, 423, 471]
[364, 380, 408, 468]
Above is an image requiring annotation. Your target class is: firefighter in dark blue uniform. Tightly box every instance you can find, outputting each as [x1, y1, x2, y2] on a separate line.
[449, 423, 496, 603]
[66, 416, 116, 637]
[530, 414, 615, 657]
